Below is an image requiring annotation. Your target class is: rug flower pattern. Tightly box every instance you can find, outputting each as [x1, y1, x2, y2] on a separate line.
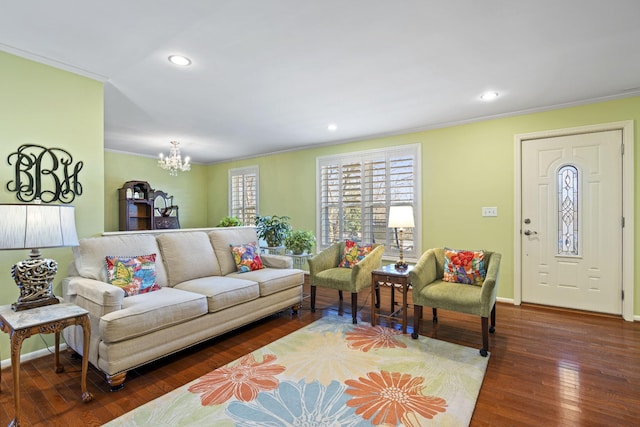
[106, 315, 489, 426]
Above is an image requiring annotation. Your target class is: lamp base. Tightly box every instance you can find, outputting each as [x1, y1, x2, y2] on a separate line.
[12, 296, 60, 312]
[11, 256, 60, 311]
[394, 260, 408, 270]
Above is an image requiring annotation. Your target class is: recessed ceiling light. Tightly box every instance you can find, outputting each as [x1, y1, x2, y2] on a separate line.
[168, 55, 192, 66]
[328, 123, 338, 131]
[480, 91, 499, 101]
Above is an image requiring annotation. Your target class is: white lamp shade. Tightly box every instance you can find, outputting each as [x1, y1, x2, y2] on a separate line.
[388, 205, 415, 228]
[0, 204, 79, 250]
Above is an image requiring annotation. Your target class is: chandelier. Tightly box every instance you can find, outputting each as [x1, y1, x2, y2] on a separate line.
[158, 141, 191, 176]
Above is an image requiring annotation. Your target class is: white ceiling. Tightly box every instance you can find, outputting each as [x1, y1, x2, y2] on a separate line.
[2, 1, 640, 164]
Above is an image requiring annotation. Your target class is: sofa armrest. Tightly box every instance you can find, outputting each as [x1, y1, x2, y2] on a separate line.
[408, 249, 438, 294]
[62, 276, 125, 317]
[307, 242, 341, 278]
[261, 254, 293, 269]
[350, 245, 385, 292]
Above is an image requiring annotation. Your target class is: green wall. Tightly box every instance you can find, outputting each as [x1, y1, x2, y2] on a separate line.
[206, 96, 640, 315]
[104, 151, 209, 231]
[0, 52, 104, 357]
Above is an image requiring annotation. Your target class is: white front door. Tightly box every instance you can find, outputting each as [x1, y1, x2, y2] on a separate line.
[521, 130, 622, 314]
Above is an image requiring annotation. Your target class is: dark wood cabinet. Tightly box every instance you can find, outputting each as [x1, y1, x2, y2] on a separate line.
[118, 181, 154, 231]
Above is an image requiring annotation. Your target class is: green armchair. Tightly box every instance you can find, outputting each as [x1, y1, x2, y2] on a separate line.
[409, 248, 501, 356]
[308, 242, 384, 324]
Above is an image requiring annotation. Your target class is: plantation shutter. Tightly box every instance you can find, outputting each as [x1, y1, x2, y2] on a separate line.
[229, 166, 258, 226]
[317, 144, 420, 259]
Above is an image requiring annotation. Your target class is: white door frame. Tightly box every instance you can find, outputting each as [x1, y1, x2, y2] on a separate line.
[514, 121, 634, 321]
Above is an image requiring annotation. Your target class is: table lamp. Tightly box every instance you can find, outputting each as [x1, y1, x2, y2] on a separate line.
[0, 203, 79, 311]
[388, 205, 414, 269]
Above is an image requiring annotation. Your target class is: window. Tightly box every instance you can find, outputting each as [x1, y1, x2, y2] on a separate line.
[316, 144, 420, 259]
[229, 166, 258, 226]
[557, 164, 579, 256]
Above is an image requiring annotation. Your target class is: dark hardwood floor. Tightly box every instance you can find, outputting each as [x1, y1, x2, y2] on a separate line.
[1, 282, 638, 426]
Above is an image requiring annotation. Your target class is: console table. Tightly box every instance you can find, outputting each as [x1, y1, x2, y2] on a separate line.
[371, 264, 414, 333]
[0, 303, 93, 426]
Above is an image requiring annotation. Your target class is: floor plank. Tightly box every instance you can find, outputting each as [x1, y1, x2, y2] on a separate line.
[0, 283, 638, 426]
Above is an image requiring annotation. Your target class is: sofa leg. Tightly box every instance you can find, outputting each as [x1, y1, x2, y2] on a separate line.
[310, 286, 316, 313]
[351, 293, 358, 324]
[412, 304, 422, 339]
[432, 307, 438, 323]
[480, 316, 489, 357]
[490, 304, 496, 333]
[107, 372, 127, 392]
[338, 290, 343, 301]
[291, 303, 300, 314]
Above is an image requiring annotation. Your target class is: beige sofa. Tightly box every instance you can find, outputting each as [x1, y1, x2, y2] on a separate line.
[61, 227, 304, 390]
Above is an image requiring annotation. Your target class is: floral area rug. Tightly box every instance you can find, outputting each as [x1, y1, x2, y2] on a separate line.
[104, 315, 489, 426]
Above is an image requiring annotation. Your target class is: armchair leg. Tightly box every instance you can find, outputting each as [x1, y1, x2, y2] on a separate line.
[338, 290, 343, 301]
[350, 293, 358, 324]
[412, 304, 422, 339]
[480, 316, 489, 357]
[310, 286, 316, 313]
[490, 303, 496, 333]
[432, 308, 438, 323]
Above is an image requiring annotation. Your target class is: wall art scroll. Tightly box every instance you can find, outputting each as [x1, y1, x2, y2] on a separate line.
[6, 144, 84, 203]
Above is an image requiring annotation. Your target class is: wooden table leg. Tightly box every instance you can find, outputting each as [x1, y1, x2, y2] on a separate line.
[80, 315, 94, 402]
[402, 283, 408, 334]
[10, 329, 29, 427]
[55, 331, 64, 373]
[390, 285, 395, 313]
[370, 277, 377, 327]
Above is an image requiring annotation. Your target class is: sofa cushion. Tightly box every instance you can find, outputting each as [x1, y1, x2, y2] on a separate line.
[443, 248, 486, 285]
[174, 276, 260, 313]
[209, 227, 262, 276]
[99, 287, 207, 343]
[105, 253, 160, 296]
[230, 242, 264, 273]
[73, 234, 168, 287]
[226, 268, 304, 297]
[156, 232, 222, 286]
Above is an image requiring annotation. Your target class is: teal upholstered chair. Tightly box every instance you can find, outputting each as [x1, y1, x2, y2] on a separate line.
[409, 248, 501, 356]
[308, 242, 384, 324]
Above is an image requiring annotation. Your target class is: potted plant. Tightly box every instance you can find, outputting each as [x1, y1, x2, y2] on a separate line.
[284, 230, 316, 255]
[217, 216, 242, 227]
[254, 215, 292, 248]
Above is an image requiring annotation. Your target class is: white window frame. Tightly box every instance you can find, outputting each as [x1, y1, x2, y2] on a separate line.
[228, 166, 259, 226]
[316, 144, 421, 261]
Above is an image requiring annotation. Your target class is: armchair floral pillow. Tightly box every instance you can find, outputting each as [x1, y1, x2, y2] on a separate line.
[339, 239, 373, 268]
[442, 248, 486, 285]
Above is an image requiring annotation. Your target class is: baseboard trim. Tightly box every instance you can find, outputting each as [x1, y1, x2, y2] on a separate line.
[0, 343, 68, 370]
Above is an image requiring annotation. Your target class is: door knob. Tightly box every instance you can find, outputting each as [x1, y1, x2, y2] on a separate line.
[523, 229, 538, 236]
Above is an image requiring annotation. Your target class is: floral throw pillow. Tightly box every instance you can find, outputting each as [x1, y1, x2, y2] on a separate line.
[339, 239, 373, 268]
[231, 242, 264, 273]
[442, 248, 486, 285]
[105, 254, 160, 296]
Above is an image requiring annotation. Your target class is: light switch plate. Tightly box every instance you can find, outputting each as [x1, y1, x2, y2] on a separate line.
[482, 207, 498, 217]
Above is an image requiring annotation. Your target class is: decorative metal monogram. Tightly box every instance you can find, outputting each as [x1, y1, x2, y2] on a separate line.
[6, 144, 84, 203]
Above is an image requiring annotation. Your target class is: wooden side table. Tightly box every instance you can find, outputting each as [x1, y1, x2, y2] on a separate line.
[0, 302, 93, 426]
[371, 264, 414, 333]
